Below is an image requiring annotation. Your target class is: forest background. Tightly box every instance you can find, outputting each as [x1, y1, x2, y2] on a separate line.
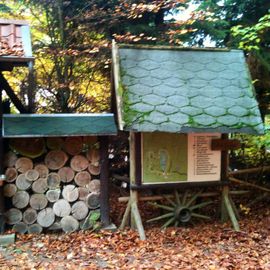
[0, 0, 269, 168]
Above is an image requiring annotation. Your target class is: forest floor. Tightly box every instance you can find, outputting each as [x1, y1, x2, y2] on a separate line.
[0, 186, 270, 270]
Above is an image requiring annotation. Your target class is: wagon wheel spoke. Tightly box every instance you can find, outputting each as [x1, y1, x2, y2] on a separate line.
[147, 212, 174, 223]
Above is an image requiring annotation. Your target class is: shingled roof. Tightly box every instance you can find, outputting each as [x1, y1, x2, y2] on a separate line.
[112, 43, 264, 134]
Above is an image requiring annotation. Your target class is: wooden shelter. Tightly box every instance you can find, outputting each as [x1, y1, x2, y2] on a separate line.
[112, 42, 264, 239]
[0, 20, 117, 234]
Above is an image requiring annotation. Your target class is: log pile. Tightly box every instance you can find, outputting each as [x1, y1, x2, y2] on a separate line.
[4, 136, 101, 234]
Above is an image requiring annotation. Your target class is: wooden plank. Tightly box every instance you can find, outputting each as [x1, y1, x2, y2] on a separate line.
[99, 136, 110, 227]
[229, 166, 270, 176]
[211, 139, 241, 151]
[112, 40, 124, 130]
[220, 134, 229, 182]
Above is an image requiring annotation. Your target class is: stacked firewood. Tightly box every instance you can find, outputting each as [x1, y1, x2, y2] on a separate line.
[4, 136, 101, 234]
[0, 38, 24, 57]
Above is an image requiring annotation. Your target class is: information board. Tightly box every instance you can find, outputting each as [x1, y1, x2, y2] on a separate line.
[141, 132, 221, 184]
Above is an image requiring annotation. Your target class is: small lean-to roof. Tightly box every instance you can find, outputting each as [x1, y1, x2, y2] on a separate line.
[2, 114, 117, 137]
[113, 43, 264, 134]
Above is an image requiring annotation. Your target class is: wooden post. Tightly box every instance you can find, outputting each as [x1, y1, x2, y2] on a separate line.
[99, 136, 110, 227]
[220, 134, 240, 231]
[27, 61, 35, 112]
[0, 85, 5, 233]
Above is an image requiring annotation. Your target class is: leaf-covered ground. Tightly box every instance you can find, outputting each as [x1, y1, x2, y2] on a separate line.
[1, 187, 270, 270]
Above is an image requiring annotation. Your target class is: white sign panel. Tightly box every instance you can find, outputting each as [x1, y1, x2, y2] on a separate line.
[187, 133, 221, 181]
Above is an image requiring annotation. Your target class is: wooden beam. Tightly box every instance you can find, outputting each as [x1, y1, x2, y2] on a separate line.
[211, 139, 241, 151]
[99, 136, 110, 227]
[0, 73, 28, 113]
[229, 166, 270, 176]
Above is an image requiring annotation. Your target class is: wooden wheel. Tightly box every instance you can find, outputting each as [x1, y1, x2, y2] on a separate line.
[147, 190, 212, 228]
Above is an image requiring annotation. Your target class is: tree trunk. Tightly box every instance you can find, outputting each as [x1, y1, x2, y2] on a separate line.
[32, 178, 48, 194]
[12, 222, 28, 234]
[12, 191, 30, 209]
[58, 167, 75, 183]
[3, 183, 17, 197]
[15, 157, 33, 173]
[28, 223, 43, 234]
[71, 201, 88, 220]
[5, 167, 18, 182]
[30, 194, 48, 210]
[60, 216, 79, 233]
[16, 174, 32, 190]
[46, 189, 61, 203]
[37, 208, 55, 228]
[74, 171, 91, 187]
[87, 179, 101, 193]
[70, 155, 89, 172]
[25, 169, 39, 181]
[45, 150, 68, 170]
[88, 164, 101, 176]
[47, 172, 61, 189]
[23, 208, 37, 225]
[64, 137, 83, 155]
[5, 208, 22, 225]
[62, 185, 79, 202]
[85, 193, 100, 209]
[34, 164, 49, 178]
[53, 199, 71, 217]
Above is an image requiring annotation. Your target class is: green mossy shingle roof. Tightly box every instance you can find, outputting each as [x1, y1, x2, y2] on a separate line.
[115, 46, 264, 134]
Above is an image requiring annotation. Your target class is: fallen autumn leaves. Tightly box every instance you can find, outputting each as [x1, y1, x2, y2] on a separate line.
[0, 207, 270, 270]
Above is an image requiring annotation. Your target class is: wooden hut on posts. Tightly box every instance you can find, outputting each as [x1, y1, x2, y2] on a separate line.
[112, 42, 264, 240]
[0, 20, 117, 236]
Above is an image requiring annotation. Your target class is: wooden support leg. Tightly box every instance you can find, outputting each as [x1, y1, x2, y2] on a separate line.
[131, 202, 146, 240]
[119, 199, 131, 230]
[222, 186, 240, 231]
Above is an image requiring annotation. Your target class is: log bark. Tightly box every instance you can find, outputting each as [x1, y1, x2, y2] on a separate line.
[46, 189, 61, 203]
[70, 155, 89, 172]
[74, 171, 91, 187]
[85, 193, 100, 209]
[87, 179, 101, 193]
[4, 151, 17, 168]
[5, 208, 22, 225]
[88, 164, 101, 176]
[16, 174, 32, 190]
[60, 216, 79, 233]
[15, 157, 33, 173]
[53, 199, 71, 217]
[37, 207, 55, 228]
[5, 167, 17, 182]
[47, 172, 61, 189]
[45, 150, 68, 170]
[12, 222, 28, 234]
[58, 167, 75, 183]
[62, 185, 79, 202]
[78, 187, 90, 201]
[3, 183, 17, 197]
[71, 201, 88, 220]
[30, 194, 48, 210]
[12, 191, 30, 209]
[32, 178, 48, 194]
[34, 164, 49, 178]
[86, 149, 100, 166]
[28, 223, 43, 234]
[25, 169, 39, 181]
[0, 234, 15, 245]
[46, 137, 64, 150]
[64, 137, 83, 155]
[23, 208, 37, 225]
